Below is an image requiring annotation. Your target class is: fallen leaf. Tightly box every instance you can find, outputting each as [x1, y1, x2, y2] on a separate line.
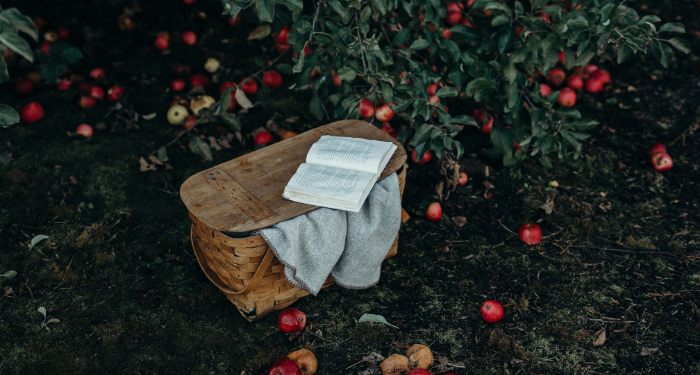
[358, 313, 398, 328]
[235, 89, 254, 109]
[452, 216, 467, 227]
[219, 138, 232, 149]
[248, 24, 271, 40]
[548, 180, 559, 187]
[435, 181, 444, 200]
[483, 180, 495, 189]
[148, 155, 164, 165]
[142, 113, 157, 120]
[0, 270, 17, 279]
[30, 235, 49, 249]
[540, 196, 555, 215]
[627, 85, 638, 92]
[640, 347, 658, 356]
[139, 157, 156, 172]
[592, 327, 606, 346]
[208, 136, 222, 151]
[38, 306, 47, 318]
[3, 286, 13, 296]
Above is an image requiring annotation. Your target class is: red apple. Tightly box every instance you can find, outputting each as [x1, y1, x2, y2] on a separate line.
[107, 85, 124, 101]
[76, 124, 93, 137]
[406, 370, 432, 375]
[40, 41, 52, 54]
[278, 307, 306, 332]
[190, 74, 210, 88]
[539, 83, 552, 98]
[445, 11, 463, 25]
[275, 26, 291, 45]
[19, 102, 44, 123]
[183, 0, 196, 4]
[182, 115, 198, 130]
[171, 78, 186, 92]
[584, 78, 603, 94]
[557, 51, 565, 64]
[427, 83, 438, 96]
[584, 64, 599, 75]
[515, 27, 527, 37]
[263, 71, 283, 89]
[228, 15, 241, 26]
[425, 202, 442, 221]
[651, 152, 673, 172]
[557, 87, 576, 107]
[90, 68, 105, 81]
[458, 172, 468, 185]
[238, 78, 258, 95]
[591, 69, 611, 84]
[254, 131, 273, 146]
[266, 357, 302, 375]
[174, 64, 192, 76]
[381, 122, 398, 139]
[291, 44, 312, 58]
[480, 300, 504, 323]
[276, 43, 290, 52]
[567, 75, 583, 90]
[375, 103, 395, 122]
[57, 79, 72, 91]
[548, 68, 566, 87]
[79, 96, 97, 109]
[518, 223, 542, 245]
[11, 78, 34, 97]
[90, 86, 105, 100]
[359, 98, 374, 118]
[648, 142, 666, 157]
[412, 149, 432, 165]
[480, 115, 493, 134]
[181, 31, 197, 45]
[447, 1, 464, 13]
[155, 32, 169, 50]
[58, 27, 70, 40]
[333, 73, 342, 86]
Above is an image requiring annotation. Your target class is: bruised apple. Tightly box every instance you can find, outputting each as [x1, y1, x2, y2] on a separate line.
[287, 349, 317, 375]
[405, 344, 434, 369]
[380, 354, 410, 375]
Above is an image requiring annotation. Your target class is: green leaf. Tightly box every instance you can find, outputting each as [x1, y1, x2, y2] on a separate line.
[255, 0, 276, 23]
[0, 8, 38, 41]
[277, 0, 303, 11]
[409, 39, 430, 50]
[504, 60, 516, 84]
[293, 47, 305, 73]
[574, 51, 595, 67]
[453, 140, 464, 159]
[505, 82, 518, 108]
[157, 147, 169, 162]
[561, 130, 581, 148]
[668, 37, 690, 54]
[566, 15, 589, 29]
[465, 78, 496, 102]
[637, 15, 661, 25]
[358, 314, 398, 328]
[361, 6, 372, 22]
[449, 25, 480, 40]
[0, 57, 7, 84]
[491, 15, 510, 27]
[218, 88, 232, 114]
[659, 22, 685, 33]
[381, 82, 393, 104]
[450, 115, 477, 127]
[220, 113, 242, 131]
[0, 104, 19, 126]
[392, 28, 410, 47]
[435, 87, 458, 97]
[484, 3, 512, 16]
[370, 0, 388, 15]
[276, 63, 294, 75]
[491, 127, 514, 158]
[221, 0, 249, 19]
[337, 67, 356, 81]
[30, 234, 49, 249]
[411, 123, 432, 146]
[190, 136, 213, 162]
[617, 45, 633, 64]
[0, 26, 33, 62]
[310, 94, 324, 120]
[0, 270, 17, 279]
[328, 0, 345, 16]
[653, 41, 673, 68]
[248, 24, 271, 40]
[539, 155, 552, 169]
[555, 108, 581, 118]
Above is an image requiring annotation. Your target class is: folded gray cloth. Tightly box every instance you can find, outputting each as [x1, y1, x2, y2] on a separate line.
[259, 173, 401, 296]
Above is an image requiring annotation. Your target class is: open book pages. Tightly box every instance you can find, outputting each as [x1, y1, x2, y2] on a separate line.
[306, 135, 397, 174]
[283, 135, 398, 212]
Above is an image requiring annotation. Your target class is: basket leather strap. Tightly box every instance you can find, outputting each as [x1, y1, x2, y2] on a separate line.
[229, 248, 276, 295]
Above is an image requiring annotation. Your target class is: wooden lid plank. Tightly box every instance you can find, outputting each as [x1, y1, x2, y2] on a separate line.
[180, 120, 407, 232]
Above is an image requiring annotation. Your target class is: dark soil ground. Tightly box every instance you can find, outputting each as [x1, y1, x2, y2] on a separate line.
[1, 0, 699, 374]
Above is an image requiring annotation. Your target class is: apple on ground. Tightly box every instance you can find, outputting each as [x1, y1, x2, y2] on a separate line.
[406, 370, 432, 375]
[584, 78, 603, 94]
[651, 153, 673, 172]
[254, 131, 273, 146]
[204, 58, 220, 73]
[375, 103, 395, 122]
[171, 79, 185, 92]
[380, 355, 410, 375]
[287, 349, 317, 375]
[278, 307, 306, 332]
[155, 32, 169, 50]
[40, 41, 52, 54]
[19, 102, 44, 123]
[182, 115, 198, 130]
[181, 31, 197, 45]
[556, 87, 577, 107]
[190, 74, 210, 88]
[76, 124, 93, 137]
[107, 86, 124, 101]
[425, 202, 442, 221]
[238, 78, 258, 95]
[190, 95, 215, 115]
[79, 96, 97, 109]
[411, 149, 432, 165]
[266, 357, 302, 375]
[518, 223, 542, 245]
[167, 104, 188, 125]
[90, 68, 105, 81]
[648, 143, 666, 156]
[458, 172, 468, 185]
[263, 71, 283, 89]
[58, 27, 70, 40]
[480, 300, 504, 323]
[405, 344, 434, 369]
[90, 86, 104, 100]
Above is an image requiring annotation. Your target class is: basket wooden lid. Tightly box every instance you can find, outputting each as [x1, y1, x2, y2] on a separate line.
[180, 120, 407, 233]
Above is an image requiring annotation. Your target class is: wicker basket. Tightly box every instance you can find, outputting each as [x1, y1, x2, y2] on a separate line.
[181, 120, 409, 321]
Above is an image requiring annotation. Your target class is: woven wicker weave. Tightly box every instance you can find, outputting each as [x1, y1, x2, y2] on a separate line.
[190, 165, 408, 321]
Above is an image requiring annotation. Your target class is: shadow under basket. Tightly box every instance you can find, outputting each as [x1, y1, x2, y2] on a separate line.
[190, 164, 408, 321]
[180, 120, 410, 321]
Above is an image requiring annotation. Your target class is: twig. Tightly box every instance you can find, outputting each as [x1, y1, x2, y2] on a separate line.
[380, 21, 409, 73]
[569, 245, 698, 256]
[309, 0, 322, 43]
[498, 219, 516, 235]
[355, 11, 368, 75]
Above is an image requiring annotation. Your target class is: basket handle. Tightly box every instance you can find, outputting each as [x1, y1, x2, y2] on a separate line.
[191, 225, 276, 295]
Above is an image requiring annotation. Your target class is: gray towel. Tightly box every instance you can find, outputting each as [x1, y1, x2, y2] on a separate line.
[259, 173, 401, 296]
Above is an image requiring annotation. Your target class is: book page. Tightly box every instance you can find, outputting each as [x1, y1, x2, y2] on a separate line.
[284, 163, 375, 203]
[306, 135, 394, 174]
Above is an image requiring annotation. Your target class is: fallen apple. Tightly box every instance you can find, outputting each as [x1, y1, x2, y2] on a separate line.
[204, 57, 220, 73]
[155, 32, 169, 50]
[405, 344, 433, 369]
[406, 369, 432, 375]
[171, 79, 186, 92]
[174, 64, 192, 76]
[458, 172, 468, 185]
[90, 86, 104, 100]
[648, 142, 666, 157]
[518, 223, 542, 245]
[190, 95, 216, 115]
[425, 202, 442, 221]
[57, 79, 72, 92]
[19, 102, 44, 123]
[380, 354, 410, 375]
[90, 68, 105, 81]
[182, 115, 198, 130]
[254, 131, 274, 146]
[107, 86, 124, 101]
[79, 96, 97, 109]
[651, 152, 673, 172]
[76, 124, 93, 137]
[181, 31, 197, 45]
[278, 307, 306, 332]
[480, 300, 504, 323]
[167, 104, 188, 125]
[287, 349, 317, 375]
[190, 74, 210, 88]
[266, 357, 302, 375]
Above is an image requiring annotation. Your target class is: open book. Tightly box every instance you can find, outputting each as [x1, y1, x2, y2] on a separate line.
[283, 135, 398, 212]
